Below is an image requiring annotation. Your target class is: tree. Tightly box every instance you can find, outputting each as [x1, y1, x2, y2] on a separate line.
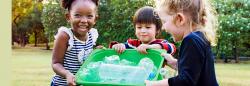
[12, 0, 34, 46]
[12, 0, 46, 47]
[41, 0, 68, 50]
[30, 0, 44, 47]
[213, 0, 250, 63]
[96, 0, 156, 46]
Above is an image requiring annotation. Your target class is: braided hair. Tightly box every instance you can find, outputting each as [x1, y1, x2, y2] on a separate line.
[61, 0, 99, 11]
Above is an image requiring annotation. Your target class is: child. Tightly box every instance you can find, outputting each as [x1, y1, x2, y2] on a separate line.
[110, 6, 176, 55]
[51, 0, 99, 86]
[145, 0, 219, 86]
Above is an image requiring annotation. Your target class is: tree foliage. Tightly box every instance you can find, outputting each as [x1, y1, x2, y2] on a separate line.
[213, 0, 250, 61]
[41, 0, 68, 49]
[12, 0, 44, 47]
[96, 0, 158, 46]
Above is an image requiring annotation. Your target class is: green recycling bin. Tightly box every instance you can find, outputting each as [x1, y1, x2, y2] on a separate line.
[75, 49, 165, 86]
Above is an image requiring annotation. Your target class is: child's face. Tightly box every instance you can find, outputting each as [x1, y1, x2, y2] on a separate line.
[68, 0, 97, 36]
[135, 23, 157, 44]
[158, 11, 184, 42]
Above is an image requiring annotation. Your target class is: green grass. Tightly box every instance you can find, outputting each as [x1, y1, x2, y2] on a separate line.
[216, 63, 250, 86]
[11, 47, 54, 86]
[11, 47, 250, 86]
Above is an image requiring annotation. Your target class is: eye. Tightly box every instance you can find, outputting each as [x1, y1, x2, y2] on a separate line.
[146, 26, 151, 29]
[136, 27, 142, 29]
[74, 14, 81, 18]
[87, 15, 94, 19]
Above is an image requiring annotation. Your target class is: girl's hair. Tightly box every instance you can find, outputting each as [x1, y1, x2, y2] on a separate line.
[133, 6, 162, 33]
[61, 0, 99, 11]
[156, 0, 218, 46]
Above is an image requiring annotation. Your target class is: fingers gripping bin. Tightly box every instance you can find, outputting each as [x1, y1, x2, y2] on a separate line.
[75, 49, 165, 86]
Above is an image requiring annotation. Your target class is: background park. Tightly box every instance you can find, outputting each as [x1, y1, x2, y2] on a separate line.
[12, 0, 250, 86]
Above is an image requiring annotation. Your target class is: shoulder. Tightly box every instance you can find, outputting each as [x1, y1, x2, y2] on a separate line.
[89, 28, 98, 36]
[89, 28, 98, 42]
[183, 31, 209, 46]
[181, 31, 210, 52]
[55, 27, 70, 43]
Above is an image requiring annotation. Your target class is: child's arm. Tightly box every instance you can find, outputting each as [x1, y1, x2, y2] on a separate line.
[161, 53, 178, 70]
[136, 44, 162, 54]
[145, 79, 169, 86]
[52, 31, 76, 86]
[144, 53, 177, 86]
[159, 41, 176, 55]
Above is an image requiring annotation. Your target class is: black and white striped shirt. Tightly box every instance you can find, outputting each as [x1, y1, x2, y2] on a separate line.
[51, 27, 98, 86]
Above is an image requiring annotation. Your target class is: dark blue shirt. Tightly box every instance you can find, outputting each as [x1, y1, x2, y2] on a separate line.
[168, 31, 219, 86]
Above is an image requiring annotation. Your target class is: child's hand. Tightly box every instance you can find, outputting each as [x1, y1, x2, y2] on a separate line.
[66, 72, 76, 86]
[137, 44, 149, 54]
[112, 43, 126, 54]
[145, 79, 169, 86]
[161, 53, 177, 70]
[96, 45, 106, 49]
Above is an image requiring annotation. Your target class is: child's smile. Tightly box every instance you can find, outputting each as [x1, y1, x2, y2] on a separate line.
[68, 0, 97, 36]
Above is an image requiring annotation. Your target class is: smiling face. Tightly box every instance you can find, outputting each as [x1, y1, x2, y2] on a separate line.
[158, 9, 185, 42]
[135, 23, 157, 44]
[67, 0, 97, 36]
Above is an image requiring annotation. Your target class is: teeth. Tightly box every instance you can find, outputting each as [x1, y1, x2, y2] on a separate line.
[79, 26, 87, 28]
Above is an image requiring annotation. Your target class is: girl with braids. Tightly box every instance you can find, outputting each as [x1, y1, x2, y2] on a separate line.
[51, 0, 99, 86]
[145, 0, 219, 86]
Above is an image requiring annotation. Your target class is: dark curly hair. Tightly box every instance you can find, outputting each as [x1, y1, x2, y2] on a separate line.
[61, 0, 99, 11]
[133, 6, 162, 33]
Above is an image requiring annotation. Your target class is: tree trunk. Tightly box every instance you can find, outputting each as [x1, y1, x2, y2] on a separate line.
[12, 34, 14, 45]
[216, 39, 220, 59]
[21, 34, 25, 47]
[34, 32, 37, 47]
[232, 40, 239, 63]
[45, 38, 50, 50]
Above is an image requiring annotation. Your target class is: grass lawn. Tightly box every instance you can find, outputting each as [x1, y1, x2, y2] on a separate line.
[11, 46, 250, 86]
[11, 46, 54, 86]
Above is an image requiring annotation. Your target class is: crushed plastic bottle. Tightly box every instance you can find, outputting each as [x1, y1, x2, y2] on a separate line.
[147, 66, 158, 80]
[120, 59, 136, 66]
[82, 62, 102, 82]
[138, 58, 154, 78]
[104, 55, 120, 64]
[98, 63, 148, 84]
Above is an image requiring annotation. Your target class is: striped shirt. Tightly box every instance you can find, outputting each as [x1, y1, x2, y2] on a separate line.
[51, 27, 98, 86]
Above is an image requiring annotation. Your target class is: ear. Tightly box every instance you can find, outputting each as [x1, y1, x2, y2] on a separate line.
[95, 14, 99, 21]
[174, 13, 186, 26]
[94, 14, 99, 23]
[65, 13, 70, 22]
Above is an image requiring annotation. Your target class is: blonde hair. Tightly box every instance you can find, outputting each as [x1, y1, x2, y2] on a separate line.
[156, 0, 218, 46]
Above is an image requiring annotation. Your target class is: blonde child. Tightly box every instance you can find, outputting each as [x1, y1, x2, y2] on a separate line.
[51, 0, 99, 86]
[110, 6, 176, 55]
[145, 0, 219, 86]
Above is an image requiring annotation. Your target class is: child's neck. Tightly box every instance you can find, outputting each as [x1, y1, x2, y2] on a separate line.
[182, 24, 198, 39]
[73, 31, 87, 42]
[183, 30, 191, 39]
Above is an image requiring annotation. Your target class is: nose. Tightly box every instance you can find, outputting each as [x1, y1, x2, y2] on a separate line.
[140, 28, 147, 33]
[80, 16, 88, 23]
